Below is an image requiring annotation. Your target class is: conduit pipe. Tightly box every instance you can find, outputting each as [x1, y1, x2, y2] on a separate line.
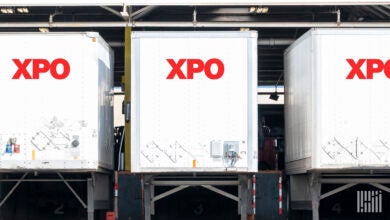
[108, 38, 295, 47]
[257, 38, 295, 46]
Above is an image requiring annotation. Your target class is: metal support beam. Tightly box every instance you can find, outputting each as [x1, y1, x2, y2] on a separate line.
[100, 6, 123, 19]
[87, 178, 94, 220]
[321, 178, 390, 184]
[258, 39, 294, 46]
[369, 183, 390, 193]
[114, 171, 118, 220]
[152, 180, 239, 186]
[320, 183, 356, 200]
[144, 175, 152, 220]
[153, 185, 190, 202]
[109, 38, 294, 48]
[239, 175, 248, 220]
[0, 172, 101, 219]
[201, 185, 239, 202]
[370, 5, 390, 18]
[57, 172, 87, 209]
[238, 177, 242, 214]
[123, 26, 131, 171]
[131, 6, 158, 20]
[142, 174, 249, 219]
[0, 172, 27, 208]
[310, 173, 321, 220]
[0, 179, 87, 182]
[151, 183, 155, 215]
[1, 0, 390, 6]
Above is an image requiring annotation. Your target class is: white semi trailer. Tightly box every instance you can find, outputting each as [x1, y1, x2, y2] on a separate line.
[285, 28, 390, 219]
[130, 31, 258, 220]
[0, 32, 114, 220]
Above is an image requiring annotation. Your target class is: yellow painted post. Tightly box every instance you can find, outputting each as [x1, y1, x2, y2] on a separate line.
[123, 27, 131, 171]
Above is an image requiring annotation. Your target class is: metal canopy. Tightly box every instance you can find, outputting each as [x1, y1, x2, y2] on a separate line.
[1, 0, 390, 6]
[2, 21, 390, 28]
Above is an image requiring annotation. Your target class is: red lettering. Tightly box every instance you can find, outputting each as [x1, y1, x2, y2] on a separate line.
[50, 58, 70, 79]
[204, 58, 224, 80]
[187, 59, 204, 79]
[166, 58, 225, 80]
[346, 59, 366, 79]
[32, 59, 50, 79]
[12, 59, 32, 79]
[11, 58, 70, 80]
[346, 58, 390, 79]
[385, 60, 390, 78]
[166, 59, 186, 79]
[366, 59, 384, 79]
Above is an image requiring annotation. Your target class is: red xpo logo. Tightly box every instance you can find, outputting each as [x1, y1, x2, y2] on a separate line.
[346, 59, 390, 79]
[12, 58, 70, 80]
[166, 58, 224, 80]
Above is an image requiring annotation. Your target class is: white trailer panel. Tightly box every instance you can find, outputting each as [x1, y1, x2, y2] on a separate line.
[131, 31, 257, 173]
[0, 32, 114, 171]
[285, 28, 390, 174]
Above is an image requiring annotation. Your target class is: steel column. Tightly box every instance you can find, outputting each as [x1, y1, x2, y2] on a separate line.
[114, 171, 118, 220]
[143, 175, 152, 220]
[151, 183, 155, 215]
[123, 26, 131, 171]
[239, 175, 248, 220]
[87, 178, 94, 220]
[310, 173, 321, 220]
